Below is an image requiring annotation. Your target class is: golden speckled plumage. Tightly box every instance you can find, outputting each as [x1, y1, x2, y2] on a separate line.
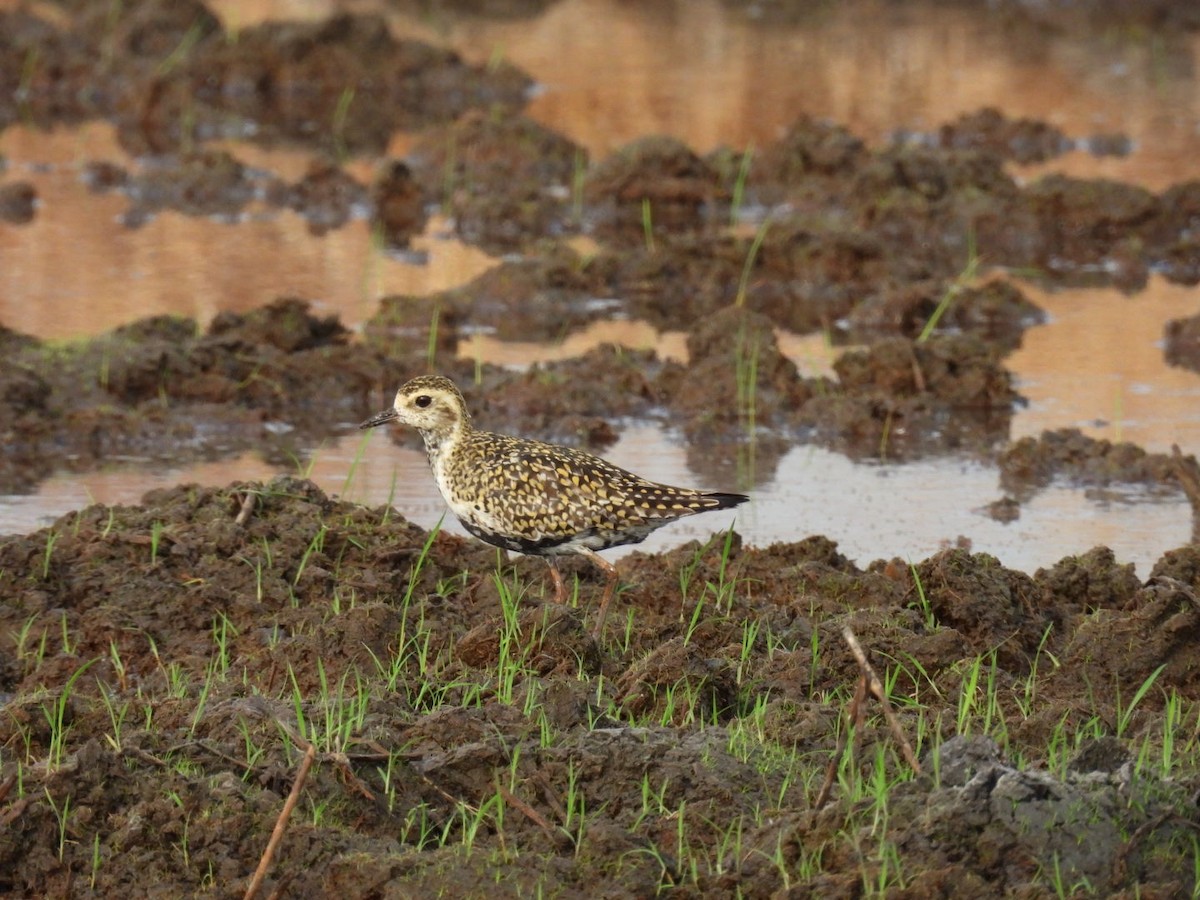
[360, 374, 749, 637]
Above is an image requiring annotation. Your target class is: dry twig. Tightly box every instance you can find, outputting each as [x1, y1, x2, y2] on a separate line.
[244, 742, 317, 900]
[842, 626, 921, 773]
[0, 773, 16, 806]
[908, 342, 928, 393]
[815, 673, 867, 808]
[235, 491, 258, 527]
[816, 626, 922, 808]
[331, 752, 376, 802]
[499, 785, 554, 838]
[0, 796, 31, 828]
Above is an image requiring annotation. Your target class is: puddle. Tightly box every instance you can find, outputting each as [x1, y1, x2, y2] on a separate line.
[0, 122, 497, 340]
[460, 323, 839, 378]
[1010, 276, 1200, 454]
[371, 0, 1200, 190]
[5, 0, 1199, 337]
[2, 427, 1190, 578]
[459, 320, 687, 369]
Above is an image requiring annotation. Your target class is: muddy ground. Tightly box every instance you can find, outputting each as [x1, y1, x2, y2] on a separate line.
[4, 1, 1200, 897]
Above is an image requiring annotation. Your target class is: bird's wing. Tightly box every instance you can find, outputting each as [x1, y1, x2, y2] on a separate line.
[474, 440, 713, 540]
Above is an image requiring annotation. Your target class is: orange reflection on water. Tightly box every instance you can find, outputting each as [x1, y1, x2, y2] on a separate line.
[1009, 276, 1200, 454]
[425, 0, 1200, 191]
[0, 123, 496, 339]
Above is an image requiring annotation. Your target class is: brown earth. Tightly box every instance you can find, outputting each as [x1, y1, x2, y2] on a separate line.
[3, 1, 1200, 898]
[3, 480, 1200, 897]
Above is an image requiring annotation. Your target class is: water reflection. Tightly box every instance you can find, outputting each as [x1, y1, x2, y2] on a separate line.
[1009, 276, 1200, 454]
[3, 426, 1188, 577]
[0, 122, 496, 339]
[374, 0, 1200, 189]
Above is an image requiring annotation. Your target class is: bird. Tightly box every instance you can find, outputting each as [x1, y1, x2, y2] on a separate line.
[359, 374, 750, 639]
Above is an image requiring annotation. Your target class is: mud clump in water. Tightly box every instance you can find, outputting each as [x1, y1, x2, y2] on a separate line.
[0, 299, 379, 495]
[125, 12, 531, 157]
[92, 152, 376, 233]
[1022, 175, 1159, 290]
[666, 306, 808, 434]
[999, 428, 1187, 496]
[268, 159, 369, 236]
[996, 429, 1200, 535]
[118, 149, 258, 227]
[369, 161, 427, 249]
[409, 112, 585, 254]
[845, 279, 1046, 351]
[0, 4, 530, 157]
[363, 293, 464, 368]
[1164, 311, 1200, 372]
[797, 333, 1020, 459]
[937, 106, 1072, 164]
[0, 180, 36, 224]
[585, 136, 730, 245]
[748, 114, 868, 199]
[367, 243, 610, 345]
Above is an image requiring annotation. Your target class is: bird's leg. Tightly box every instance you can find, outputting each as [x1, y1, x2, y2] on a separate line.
[578, 548, 620, 640]
[545, 557, 569, 604]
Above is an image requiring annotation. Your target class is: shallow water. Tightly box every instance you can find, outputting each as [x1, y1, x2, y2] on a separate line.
[1, 425, 1190, 577]
[1, 0, 1198, 574]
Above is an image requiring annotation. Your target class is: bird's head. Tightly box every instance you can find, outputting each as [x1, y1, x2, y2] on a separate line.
[359, 374, 470, 443]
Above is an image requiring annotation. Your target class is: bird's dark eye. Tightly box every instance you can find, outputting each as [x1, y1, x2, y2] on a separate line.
[414, 395, 432, 409]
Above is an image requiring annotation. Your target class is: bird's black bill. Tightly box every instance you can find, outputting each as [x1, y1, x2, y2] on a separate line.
[359, 409, 398, 429]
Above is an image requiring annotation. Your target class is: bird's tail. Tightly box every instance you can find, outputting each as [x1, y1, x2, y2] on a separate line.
[705, 492, 751, 509]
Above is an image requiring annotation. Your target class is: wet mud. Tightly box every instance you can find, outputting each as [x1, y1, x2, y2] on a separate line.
[1166, 311, 1200, 373]
[3, 481, 1200, 896]
[3, 0, 1200, 897]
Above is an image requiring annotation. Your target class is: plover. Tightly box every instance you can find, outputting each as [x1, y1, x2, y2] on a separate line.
[360, 375, 749, 638]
